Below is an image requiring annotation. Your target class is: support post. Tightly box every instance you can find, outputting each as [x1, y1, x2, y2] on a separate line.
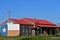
[41, 28, 42, 35]
[46, 28, 47, 34]
[55, 28, 57, 35]
[32, 29, 35, 36]
[50, 28, 52, 35]
[46, 28, 47, 33]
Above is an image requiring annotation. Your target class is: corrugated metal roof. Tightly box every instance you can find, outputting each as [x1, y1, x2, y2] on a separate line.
[0, 18, 59, 28]
[22, 18, 55, 24]
[22, 18, 59, 28]
[1, 18, 32, 25]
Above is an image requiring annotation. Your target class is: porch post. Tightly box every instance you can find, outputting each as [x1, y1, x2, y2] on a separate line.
[50, 28, 52, 35]
[46, 28, 47, 33]
[32, 29, 35, 36]
[55, 28, 58, 35]
[46, 28, 48, 35]
[55, 28, 57, 35]
[41, 28, 42, 35]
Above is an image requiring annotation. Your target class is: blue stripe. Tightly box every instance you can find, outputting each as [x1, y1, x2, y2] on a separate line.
[0, 24, 8, 36]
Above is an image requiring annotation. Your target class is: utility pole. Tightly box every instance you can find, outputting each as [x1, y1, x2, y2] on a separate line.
[32, 18, 36, 36]
[34, 18, 36, 28]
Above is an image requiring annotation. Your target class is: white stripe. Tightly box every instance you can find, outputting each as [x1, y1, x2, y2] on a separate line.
[7, 23, 20, 30]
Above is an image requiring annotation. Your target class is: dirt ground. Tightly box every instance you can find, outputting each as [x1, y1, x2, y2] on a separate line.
[49, 37, 60, 40]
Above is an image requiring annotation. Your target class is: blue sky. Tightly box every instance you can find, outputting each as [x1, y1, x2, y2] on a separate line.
[0, 0, 60, 24]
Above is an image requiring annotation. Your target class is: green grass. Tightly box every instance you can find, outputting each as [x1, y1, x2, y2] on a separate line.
[1, 35, 60, 40]
[0, 36, 50, 40]
[49, 35, 60, 37]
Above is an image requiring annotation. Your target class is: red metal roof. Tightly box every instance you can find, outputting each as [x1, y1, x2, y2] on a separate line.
[37, 23, 58, 28]
[1, 18, 32, 25]
[22, 18, 56, 25]
[11, 19, 31, 25]
[1, 18, 59, 28]
[22, 18, 59, 28]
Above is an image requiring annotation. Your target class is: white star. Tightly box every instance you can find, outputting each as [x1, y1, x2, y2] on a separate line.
[3, 28, 6, 32]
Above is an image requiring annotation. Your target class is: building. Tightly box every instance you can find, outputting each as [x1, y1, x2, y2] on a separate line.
[0, 18, 60, 36]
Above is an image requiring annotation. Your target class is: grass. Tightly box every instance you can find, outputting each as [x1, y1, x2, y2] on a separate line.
[1, 35, 60, 40]
[0, 36, 50, 40]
